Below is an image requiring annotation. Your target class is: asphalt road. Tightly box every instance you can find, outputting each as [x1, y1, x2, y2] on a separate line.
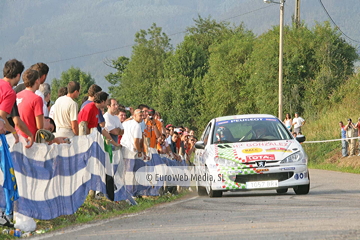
[34, 169, 360, 240]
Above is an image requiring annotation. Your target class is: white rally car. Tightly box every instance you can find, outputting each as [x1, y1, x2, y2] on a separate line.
[194, 114, 310, 197]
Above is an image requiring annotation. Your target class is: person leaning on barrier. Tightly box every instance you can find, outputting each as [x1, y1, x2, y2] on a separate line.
[1, 59, 35, 148]
[27, 63, 50, 117]
[78, 91, 119, 146]
[16, 69, 44, 139]
[0, 59, 24, 144]
[121, 109, 144, 159]
[52, 81, 80, 138]
[80, 84, 105, 132]
[0, 59, 26, 227]
[103, 98, 124, 144]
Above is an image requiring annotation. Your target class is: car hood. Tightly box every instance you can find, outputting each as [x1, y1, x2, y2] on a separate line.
[204, 140, 302, 164]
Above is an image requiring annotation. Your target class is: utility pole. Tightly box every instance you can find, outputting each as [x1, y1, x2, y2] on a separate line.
[278, 0, 284, 120]
[294, 0, 300, 27]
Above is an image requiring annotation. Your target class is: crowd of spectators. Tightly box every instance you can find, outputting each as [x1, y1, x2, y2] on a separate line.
[0, 58, 198, 226]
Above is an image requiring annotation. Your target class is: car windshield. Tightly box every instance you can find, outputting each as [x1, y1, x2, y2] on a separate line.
[212, 117, 293, 144]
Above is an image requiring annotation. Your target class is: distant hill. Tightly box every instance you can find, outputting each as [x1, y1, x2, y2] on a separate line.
[0, 0, 359, 90]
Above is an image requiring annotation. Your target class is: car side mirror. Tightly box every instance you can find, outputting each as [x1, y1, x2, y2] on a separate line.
[296, 135, 305, 143]
[194, 141, 205, 149]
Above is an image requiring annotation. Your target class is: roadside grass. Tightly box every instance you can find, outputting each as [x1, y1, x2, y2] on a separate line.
[0, 190, 190, 239]
[309, 162, 360, 174]
[300, 74, 360, 174]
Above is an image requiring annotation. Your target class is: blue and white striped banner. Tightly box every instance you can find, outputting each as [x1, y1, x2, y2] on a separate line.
[0, 131, 186, 220]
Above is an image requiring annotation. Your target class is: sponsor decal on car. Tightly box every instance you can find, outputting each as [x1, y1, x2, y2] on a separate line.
[246, 154, 275, 161]
[265, 118, 277, 121]
[233, 141, 290, 148]
[230, 118, 263, 123]
[227, 170, 243, 174]
[266, 147, 292, 153]
[216, 120, 229, 125]
[294, 173, 299, 180]
[279, 167, 295, 170]
[242, 148, 263, 154]
[255, 168, 269, 173]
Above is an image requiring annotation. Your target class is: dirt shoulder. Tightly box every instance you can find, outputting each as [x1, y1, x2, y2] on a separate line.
[324, 151, 360, 169]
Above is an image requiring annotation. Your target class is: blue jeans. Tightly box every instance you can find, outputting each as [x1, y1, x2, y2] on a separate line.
[341, 140, 348, 157]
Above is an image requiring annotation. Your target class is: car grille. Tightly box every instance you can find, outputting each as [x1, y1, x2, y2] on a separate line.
[234, 172, 294, 184]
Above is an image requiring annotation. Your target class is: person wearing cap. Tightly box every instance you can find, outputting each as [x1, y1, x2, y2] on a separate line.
[292, 112, 305, 134]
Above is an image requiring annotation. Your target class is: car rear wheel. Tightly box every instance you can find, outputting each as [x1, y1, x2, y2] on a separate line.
[276, 188, 288, 194]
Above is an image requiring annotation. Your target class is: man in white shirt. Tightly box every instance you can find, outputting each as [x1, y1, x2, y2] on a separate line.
[52, 81, 80, 137]
[121, 109, 144, 159]
[103, 98, 124, 143]
[292, 112, 305, 134]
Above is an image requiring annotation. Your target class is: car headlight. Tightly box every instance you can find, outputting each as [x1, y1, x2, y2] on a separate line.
[215, 157, 239, 167]
[280, 151, 304, 164]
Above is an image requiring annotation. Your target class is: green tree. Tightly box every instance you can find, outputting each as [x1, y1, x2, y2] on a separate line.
[199, 24, 255, 128]
[303, 22, 358, 118]
[246, 22, 358, 119]
[113, 23, 172, 108]
[51, 66, 95, 107]
[156, 40, 207, 130]
[157, 16, 237, 131]
[105, 56, 130, 102]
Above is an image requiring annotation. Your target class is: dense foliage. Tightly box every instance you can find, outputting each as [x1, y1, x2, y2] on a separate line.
[51, 66, 95, 106]
[104, 17, 358, 133]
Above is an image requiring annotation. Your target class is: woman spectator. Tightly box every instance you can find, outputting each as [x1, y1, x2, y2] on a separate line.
[283, 113, 292, 132]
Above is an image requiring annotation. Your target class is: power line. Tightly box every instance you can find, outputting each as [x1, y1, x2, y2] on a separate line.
[48, 44, 133, 64]
[318, 0, 360, 44]
[222, 4, 275, 22]
[48, 4, 276, 64]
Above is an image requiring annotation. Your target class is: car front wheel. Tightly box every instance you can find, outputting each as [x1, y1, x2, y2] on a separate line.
[205, 167, 223, 197]
[294, 173, 310, 195]
[293, 184, 310, 195]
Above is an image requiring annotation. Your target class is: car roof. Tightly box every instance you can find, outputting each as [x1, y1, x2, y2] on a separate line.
[214, 114, 278, 122]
